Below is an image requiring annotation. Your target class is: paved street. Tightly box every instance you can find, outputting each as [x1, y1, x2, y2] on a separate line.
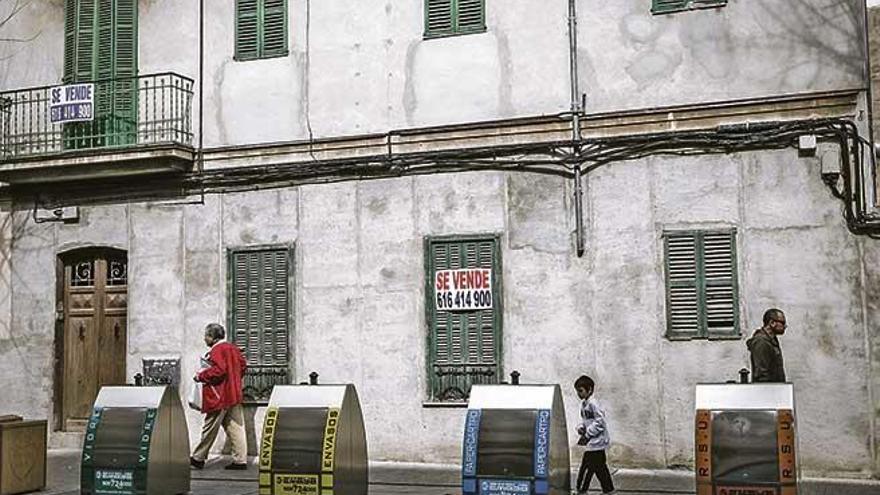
[39, 449, 880, 495]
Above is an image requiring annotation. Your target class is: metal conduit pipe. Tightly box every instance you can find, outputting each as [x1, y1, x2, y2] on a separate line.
[568, 0, 585, 257]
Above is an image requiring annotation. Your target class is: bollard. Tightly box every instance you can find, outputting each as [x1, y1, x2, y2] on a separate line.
[309, 371, 319, 385]
[510, 370, 521, 385]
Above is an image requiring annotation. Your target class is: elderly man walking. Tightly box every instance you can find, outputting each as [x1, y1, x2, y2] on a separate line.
[190, 323, 249, 470]
[746, 308, 788, 383]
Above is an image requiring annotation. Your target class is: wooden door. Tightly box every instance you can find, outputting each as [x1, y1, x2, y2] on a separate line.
[61, 251, 127, 429]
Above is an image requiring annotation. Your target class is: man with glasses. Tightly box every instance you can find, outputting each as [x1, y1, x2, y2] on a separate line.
[746, 308, 787, 382]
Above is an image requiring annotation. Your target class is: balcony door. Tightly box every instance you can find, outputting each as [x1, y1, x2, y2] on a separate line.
[63, 0, 138, 148]
[59, 249, 128, 430]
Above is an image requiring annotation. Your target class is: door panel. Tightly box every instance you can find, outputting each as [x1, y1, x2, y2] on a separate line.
[61, 251, 128, 429]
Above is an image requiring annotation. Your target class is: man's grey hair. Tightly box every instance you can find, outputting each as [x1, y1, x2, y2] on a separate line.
[204, 323, 226, 340]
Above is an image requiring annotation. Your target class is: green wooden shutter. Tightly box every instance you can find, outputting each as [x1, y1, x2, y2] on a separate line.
[664, 232, 701, 338]
[229, 248, 292, 402]
[664, 230, 739, 339]
[236, 0, 287, 60]
[703, 231, 738, 336]
[110, 0, 137, 145]
[74, 0, 97, 82]
[425, 0, 485, 38]
[425, 0, 453, 37]
[456, 0, 485, 33]
[235, 0, 260, 60]
[63, 0, 78, 82]
[262, 0, 288, 58]
[63, 0, 137, 148]
[427, 236, 501, 402]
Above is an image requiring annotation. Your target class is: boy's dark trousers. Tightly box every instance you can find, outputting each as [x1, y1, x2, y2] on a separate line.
[576, 449, 614, 493]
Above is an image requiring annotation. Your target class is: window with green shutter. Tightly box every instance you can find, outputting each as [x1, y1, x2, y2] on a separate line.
[663, 230, 739, 340]
[63, 0, 138, 148]
[228, 247, 293, 403]
[652, 0, 727, 15]
[424, 0, 486, 39]
[235, 0, 288, 61]
[425, 235, 501, 403]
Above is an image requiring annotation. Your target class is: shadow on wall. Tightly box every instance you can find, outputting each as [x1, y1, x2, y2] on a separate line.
[752, 0, 864, 85]
[589, 0, 864, 104]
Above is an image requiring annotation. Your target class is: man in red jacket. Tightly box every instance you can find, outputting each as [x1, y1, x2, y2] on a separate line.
[190, 323, 249, 470]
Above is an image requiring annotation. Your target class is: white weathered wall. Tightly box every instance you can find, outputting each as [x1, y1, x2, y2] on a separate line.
[2, 145, 877, 474]
[0, 0, 876, 478]
[2, 1, 864, 144]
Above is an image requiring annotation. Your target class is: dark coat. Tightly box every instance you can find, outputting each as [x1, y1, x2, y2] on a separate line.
[746, 328, 786, 383]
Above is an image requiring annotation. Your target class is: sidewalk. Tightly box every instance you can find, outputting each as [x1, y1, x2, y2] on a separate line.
[43, 449, 880, 495]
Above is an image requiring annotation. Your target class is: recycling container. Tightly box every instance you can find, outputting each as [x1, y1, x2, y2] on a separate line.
[695, 383, 798, 495]
[259, 383, 367, 495]
[462, 384, 570, 495]
[80, 386, 190, 495]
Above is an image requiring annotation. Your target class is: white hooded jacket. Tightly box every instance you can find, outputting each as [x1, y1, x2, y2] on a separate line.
[580, 396, 611, 451]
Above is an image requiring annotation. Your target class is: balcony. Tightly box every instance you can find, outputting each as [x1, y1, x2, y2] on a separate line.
[0, 72, 195, 184]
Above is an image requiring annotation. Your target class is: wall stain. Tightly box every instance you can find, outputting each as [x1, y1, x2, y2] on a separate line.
[625, 49, 682, 88]
[496, 30, 515, 117]
[403, 41, 420, 126]
[367, 197, 388, 216]
[213, 58, 231, 144]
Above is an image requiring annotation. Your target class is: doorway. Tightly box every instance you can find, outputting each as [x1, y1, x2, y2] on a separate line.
[57, 248, 128, 430]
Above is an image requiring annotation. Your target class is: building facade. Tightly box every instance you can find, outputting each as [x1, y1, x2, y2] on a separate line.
[1, 0, 879, 477]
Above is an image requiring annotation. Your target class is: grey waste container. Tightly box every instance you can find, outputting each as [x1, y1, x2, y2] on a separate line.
[259, 384, 368, 495]
[80, 386, 190, 495]
[462, 384, 570, 495]
[695, 383, 798, 495]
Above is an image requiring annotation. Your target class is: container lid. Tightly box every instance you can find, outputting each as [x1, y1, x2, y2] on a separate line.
[469, 384, 559, 410]
[695, 383, 794, 410]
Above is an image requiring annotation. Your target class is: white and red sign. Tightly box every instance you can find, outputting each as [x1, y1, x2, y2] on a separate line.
[434, 268, 493, 311]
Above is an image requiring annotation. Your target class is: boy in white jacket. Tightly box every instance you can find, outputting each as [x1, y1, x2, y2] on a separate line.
[574, 375, 615, 494]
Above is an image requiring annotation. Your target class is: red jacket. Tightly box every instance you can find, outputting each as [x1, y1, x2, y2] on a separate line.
[197, 341, 247, 414]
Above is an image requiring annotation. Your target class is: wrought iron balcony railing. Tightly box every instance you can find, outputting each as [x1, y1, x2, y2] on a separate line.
[0, 72, 194, 161]
[431, 362, 498, 402]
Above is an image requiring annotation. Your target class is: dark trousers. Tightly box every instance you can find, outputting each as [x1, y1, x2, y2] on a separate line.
[576, 449, 614, 493]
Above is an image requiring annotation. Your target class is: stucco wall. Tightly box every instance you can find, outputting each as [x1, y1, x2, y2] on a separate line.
[1, 145, 877, 474]
[0, 0, 867, 146]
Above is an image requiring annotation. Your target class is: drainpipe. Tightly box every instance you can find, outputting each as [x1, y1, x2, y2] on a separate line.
[198, 0, 205, 172]
[862, 1, 878, 214]
[568, 0, 585, 257]
[860, 0, 878, 473]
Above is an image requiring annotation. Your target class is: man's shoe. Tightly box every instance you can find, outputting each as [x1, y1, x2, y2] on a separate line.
[224, 462, 248, 470]
[189, 457, 205, 469]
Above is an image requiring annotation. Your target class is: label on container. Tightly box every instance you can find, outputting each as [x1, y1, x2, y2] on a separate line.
[274, 473, 319, 494]
[94, 469, 134, 494]
[478, 479, 531, 495]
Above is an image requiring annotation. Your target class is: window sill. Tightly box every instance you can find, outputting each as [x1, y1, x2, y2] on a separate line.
[422, 401, 468, 409]
[233, 51, 290, 62]
[652, 2, 727, 15]
[665, 333, 742, 342]
[423, 28, 487, 41]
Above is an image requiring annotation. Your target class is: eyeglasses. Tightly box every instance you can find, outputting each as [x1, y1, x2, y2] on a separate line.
[773, 319, 787, 328]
